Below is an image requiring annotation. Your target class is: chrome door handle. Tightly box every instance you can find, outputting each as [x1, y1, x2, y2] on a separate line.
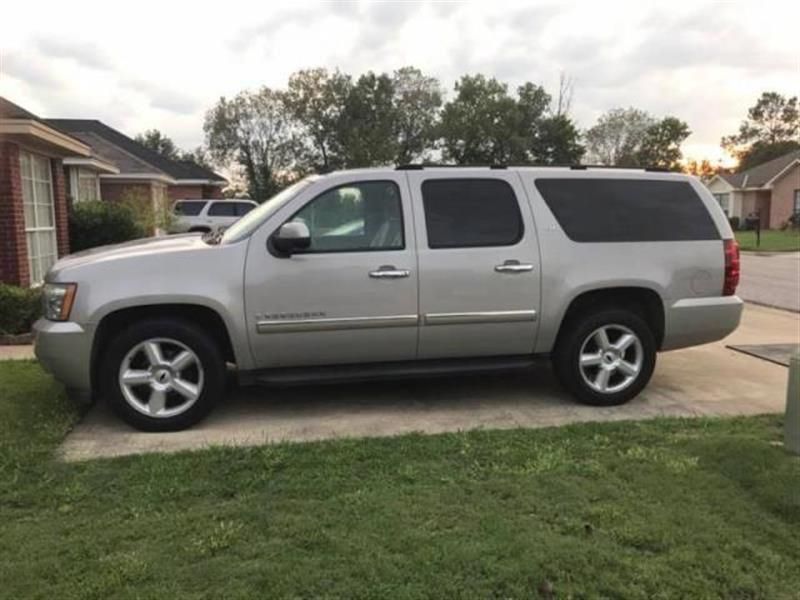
[369, 265, 410, 279]
[495, 260, 534, 273]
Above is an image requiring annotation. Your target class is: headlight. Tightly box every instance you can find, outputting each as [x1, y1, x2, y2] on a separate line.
[42, 283, 78, 321]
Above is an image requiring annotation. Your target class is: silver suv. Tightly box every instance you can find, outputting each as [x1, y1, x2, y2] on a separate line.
[35, 166, 743, 431]
[170, 199, 258, 234]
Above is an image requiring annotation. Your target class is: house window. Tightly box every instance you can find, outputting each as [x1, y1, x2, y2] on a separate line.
[713, 193, 730, 216]
[20, 152, 58, 285]
[71, 168, 100, 203]
[794, 190, 800, 216]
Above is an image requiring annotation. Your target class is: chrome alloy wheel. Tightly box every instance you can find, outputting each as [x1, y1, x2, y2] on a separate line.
[578, 324, 643, 394]
[118, 338, 204, 418]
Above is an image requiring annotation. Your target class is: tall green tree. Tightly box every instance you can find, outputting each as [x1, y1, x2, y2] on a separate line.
[722, 92, 800, 171]
[204, 88, 302, 201]
[135, 129, 181, 160]
[585, 108, 690, 170]
[284, 68, 352, 172]
[338, 71, 398, 168]
[439, 75, 526, 164]
[392, 66, 443, 164]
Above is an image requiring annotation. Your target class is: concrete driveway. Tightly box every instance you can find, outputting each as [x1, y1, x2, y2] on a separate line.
[739, 251, 800, 312]
[59, 303, 798, 461]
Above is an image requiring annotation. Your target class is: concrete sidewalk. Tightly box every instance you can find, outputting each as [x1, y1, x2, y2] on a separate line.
[58, 303, 799, 462]
[0, 345, 34, 360]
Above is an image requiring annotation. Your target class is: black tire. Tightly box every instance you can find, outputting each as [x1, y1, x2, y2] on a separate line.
[99, 318, 225, 431]
[552, 307, 656, 407]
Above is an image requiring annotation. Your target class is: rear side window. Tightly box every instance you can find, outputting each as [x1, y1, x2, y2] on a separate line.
[174, 201, 206, 216]
[235, 202, 255, 217]
[534, 178, 720, 242]
[208, 202, 237, 217]
[421, 179, 523, 248]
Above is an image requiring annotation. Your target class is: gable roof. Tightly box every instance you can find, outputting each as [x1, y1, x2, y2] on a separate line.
[0, 97, 92, 157]
[0, 96, 42, 121]
[44, 119, 226, 184]
[719, 149, 800, 189]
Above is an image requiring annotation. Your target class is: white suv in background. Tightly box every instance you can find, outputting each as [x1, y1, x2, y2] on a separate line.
[170, 199, 258, 234]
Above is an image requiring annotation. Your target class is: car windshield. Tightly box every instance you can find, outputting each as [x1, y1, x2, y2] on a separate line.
[220, 176, 318, 244]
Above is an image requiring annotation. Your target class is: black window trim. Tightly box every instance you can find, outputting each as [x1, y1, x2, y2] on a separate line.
[173, 200, 208, 216]
[275, 179, 406, 255]
[421, 177, 525, 249]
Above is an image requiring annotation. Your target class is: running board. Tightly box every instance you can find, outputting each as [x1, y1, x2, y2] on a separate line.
[244, 355, 539, 387]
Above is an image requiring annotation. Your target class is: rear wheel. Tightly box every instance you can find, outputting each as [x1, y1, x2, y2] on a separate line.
[552, 308, 656, 406]
[100, 318, 225, 431]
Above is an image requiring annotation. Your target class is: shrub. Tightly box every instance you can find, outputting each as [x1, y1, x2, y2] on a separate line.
[728, 216, 740, 231]
[68, 201, 146, 252]
[0, 284, 41, 335]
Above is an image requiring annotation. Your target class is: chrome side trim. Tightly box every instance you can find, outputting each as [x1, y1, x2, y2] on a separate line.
[423, 310, 538, 326]
[256, 314, 419, 334]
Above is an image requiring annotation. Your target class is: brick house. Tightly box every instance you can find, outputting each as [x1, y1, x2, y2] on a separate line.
[1, 97, 227, 287]
[44, 119, 226, 207]
[0, 98, 99, 286]
[706, 150, 800, 228]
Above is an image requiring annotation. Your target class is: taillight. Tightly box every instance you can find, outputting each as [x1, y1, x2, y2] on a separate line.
[723, 239, 740, 296]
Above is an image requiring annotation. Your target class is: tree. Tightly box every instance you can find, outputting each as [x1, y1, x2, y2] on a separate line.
[135, 129, 181, 160]
[284, 68, 352, 172]
[392, 66, 443, 164]
[530, 114, 585, 165]
[722, 92, 800, 171]
[585, 108, 690, 169]
[204, 88, 303, 201]
[683, 159, 727, 179]
[338, 71, 398, 168]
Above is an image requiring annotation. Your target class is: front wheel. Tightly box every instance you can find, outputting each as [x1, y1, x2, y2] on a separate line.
[552, 308, 656, 406]
[99, 318, 225, 431]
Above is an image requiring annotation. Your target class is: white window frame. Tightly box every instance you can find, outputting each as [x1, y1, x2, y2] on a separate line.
[70, 166, 101, 203]
[20, 151, 58, 285]
[713, 192, 730, 216]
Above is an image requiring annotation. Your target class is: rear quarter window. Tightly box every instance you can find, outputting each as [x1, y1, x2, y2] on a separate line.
[534, 178, 720, 242]
[174, 201, 206, 216]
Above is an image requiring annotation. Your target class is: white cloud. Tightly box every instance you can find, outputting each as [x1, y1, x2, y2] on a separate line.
[0, 0, 797, 157]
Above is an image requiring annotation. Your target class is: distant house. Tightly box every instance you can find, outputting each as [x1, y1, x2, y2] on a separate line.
[706, 150, 800, 228]
[0, 96, 227, 287]
[44, 119, 226, 206]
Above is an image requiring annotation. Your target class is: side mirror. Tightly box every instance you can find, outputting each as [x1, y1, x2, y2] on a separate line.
[272, 221, 311, 256]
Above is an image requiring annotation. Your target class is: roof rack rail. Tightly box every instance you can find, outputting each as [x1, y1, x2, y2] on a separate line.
[395, 163, 509, 170]
[394, 163, 674, 172]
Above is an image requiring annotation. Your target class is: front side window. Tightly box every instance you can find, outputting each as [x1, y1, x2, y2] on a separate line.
[713, 192, 730, 216]
[289, 180, 404, 252]
[421, 179, 523, 248]
[208, 202, 237, 217]
[20, 152, 57, 284]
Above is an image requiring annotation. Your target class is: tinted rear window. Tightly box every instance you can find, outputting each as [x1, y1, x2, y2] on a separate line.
[235, 202, 255, 216]
[208, 202, 237, 217]
[421, 179, 523, 248]
[174, 201, 206, 216]
[534, 178, 719, 242]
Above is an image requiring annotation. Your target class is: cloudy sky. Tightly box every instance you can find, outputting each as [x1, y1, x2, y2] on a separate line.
[1, 0, 798, 165]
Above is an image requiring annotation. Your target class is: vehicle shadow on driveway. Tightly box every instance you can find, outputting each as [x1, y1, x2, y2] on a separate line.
[59, 336, 787, 463]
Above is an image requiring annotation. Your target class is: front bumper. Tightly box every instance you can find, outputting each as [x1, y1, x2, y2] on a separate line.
[33, 318, 94, 393]
[662, 296, 744, 351]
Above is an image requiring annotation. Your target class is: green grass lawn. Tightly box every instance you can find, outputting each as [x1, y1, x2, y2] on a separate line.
[2, 360, 799, 599]
[736, 228, 800, 252]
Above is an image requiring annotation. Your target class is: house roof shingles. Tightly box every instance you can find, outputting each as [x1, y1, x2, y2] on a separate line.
[44, 118, 226, 183]
[720, 149, 800, 189]
[0, 97, 42, 121]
